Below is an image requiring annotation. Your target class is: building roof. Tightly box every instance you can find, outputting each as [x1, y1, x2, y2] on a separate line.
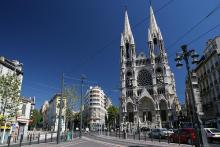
[0, 56, 23, 75]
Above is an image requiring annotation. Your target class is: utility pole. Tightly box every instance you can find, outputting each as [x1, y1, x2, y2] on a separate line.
[175, 45, 209, 147]
[57, 73, 64, 144]
[80, 75, 86, 138]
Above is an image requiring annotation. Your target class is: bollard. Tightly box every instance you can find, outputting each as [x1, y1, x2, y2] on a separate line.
[51, 133, 53, 142]
[116, 130, 117, 137]
[119, 130, 120, 139]
[138, 131, 140, 140]
[133, 132, 135, 140]
[7, 135, 11, 147]
[29, 134, 32, 145]
[45, 133, 47, 143]
[168, 135, 170, 144]
[159, 134, 161, 142]
[19, 134, 23, 147]
[151, 133, 153, 142]
[38, 133, 40, 144]
[145, 132, 147, 141]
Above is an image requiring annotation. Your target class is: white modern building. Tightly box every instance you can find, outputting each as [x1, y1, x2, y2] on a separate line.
[193, 36, 220, 129]
[119, 5, 181, 130]
[0, 56, 23, 83]
[16, 97, 35, 137]
[41, 101, 49, 130]
[0, 56, 24, 141]
[84, 86, 112, 131]
[48, 94, 66, 132]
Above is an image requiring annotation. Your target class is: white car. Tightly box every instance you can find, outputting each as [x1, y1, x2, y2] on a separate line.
[148, 128, 168, 138]
[204, 128, 220, 143]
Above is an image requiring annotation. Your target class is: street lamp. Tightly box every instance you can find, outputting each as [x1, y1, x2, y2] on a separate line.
[175, 45, 209, 147]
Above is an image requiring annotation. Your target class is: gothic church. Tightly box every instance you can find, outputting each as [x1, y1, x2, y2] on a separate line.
[120, 5, 181, 129]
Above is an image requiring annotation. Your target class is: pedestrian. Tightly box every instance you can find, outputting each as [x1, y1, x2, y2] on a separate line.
[12, 131, 16, 142]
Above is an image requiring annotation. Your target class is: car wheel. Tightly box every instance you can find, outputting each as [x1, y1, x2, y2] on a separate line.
[187, 138, 192, 145]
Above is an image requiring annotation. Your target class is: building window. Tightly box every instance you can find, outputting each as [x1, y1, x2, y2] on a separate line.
[22, 104, 26, 115]
[137, 69, 152, 86]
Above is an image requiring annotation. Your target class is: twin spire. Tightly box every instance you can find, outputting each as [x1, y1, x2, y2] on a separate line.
[121, 5, 163, 47]
[121, 10, 135, 46]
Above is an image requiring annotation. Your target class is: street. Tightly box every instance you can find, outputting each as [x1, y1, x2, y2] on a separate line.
[22, 137, 125, 147]
[18, 134, 220, 147]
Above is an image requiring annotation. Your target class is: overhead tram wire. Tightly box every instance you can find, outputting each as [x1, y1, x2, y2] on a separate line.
[72, 0, 175, 71]
[187, 23, 220, 46]
[63, 74, 99, 85]
[167, 22, 220, 61]
[167, 2, 220, 49]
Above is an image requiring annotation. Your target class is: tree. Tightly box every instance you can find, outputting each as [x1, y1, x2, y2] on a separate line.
[29, 109, 43, 130]
[63, 85, 78, 130]
[107, 106, 119, 130]
[0, 73, 21, 122]
[73, 112, 80, 130]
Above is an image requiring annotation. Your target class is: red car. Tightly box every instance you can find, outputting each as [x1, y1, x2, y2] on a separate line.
[169, 128, 197, 144]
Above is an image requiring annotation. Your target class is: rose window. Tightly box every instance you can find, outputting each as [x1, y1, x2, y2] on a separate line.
[137, 69, 152, 86]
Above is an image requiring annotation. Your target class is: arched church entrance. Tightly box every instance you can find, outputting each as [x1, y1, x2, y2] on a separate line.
[138, 97, 155, 123]
[159, 100, 168, 122]
[127, 102, 134, 122]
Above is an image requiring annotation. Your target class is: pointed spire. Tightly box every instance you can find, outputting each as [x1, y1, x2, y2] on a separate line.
[148, 29, 152, 42]
[123, 10, 135, 44]
[120, 33, 125, 46]
[149, 5, 159, 35]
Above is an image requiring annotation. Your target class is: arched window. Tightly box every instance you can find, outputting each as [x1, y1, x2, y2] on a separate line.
[126, 43, 130, 59]
[126, 71, 132, 88]
[156, 67, 164, 84]
[137, 69, 152, 86]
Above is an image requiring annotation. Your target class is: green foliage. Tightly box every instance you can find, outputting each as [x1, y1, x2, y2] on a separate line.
[107, 106, 119, 127]
[63, 85, 78, 130]
[0, 73, 21, 122]
[29, 109, 43, 129]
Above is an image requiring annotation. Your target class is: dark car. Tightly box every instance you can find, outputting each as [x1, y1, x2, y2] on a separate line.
[141, 127, 150, 132]
[169, 128, 197, 144]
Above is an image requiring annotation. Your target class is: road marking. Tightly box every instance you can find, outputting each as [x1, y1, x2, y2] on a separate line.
[61, 140, 88, 147]
[83, 136, 126, 147]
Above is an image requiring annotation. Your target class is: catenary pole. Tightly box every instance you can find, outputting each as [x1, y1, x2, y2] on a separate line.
[57, 73, 64, 144]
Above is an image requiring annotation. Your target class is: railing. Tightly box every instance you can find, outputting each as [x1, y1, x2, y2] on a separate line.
[2, 131, 80, 147]
[93, 128, 220, 145]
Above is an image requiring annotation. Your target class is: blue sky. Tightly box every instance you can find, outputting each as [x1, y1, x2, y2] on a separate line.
[1, 0, 220, 109]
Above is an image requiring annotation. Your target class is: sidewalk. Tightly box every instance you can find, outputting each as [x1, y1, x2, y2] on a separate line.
[93, 134, 193, 147]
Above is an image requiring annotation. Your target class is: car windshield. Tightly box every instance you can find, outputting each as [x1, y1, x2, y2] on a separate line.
[161, 128, 167, 131]
[210, 128, 220, 133]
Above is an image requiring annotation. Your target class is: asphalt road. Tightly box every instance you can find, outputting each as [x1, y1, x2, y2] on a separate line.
[9, 133, 219, 147]
[21, 137, 125, 147]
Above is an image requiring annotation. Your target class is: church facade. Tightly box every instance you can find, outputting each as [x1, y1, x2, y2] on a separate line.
[120, 6, 181, 130]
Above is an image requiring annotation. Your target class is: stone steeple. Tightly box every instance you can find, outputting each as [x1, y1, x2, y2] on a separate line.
[148, 5, 165, 61]
[123, 10, 135, 45]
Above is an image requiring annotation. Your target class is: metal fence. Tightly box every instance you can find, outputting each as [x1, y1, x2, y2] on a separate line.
[2, 131, 80, 147]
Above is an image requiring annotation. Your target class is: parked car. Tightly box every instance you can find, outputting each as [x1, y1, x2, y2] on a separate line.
[204, 128, 220, 143]
[163, 129, 175, 137]
[169, 128, 197, 144]
[141, 127, 150, 132]
[148, 128, 168, 138]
